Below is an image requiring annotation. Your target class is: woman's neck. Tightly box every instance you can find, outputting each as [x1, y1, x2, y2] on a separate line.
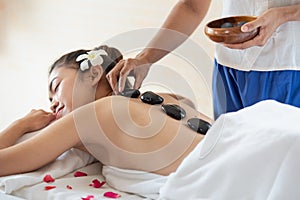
[95, 77, 114, 100]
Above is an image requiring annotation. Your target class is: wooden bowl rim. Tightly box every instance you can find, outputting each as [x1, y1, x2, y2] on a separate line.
[205, 15, 257, 31]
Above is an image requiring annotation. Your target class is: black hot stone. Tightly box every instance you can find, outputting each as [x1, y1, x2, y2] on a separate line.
[187, 118, 211, 135]
[120, 89, 140, 98]
[161, 104, 186, 120]
[140, 91, 164, 105]
[221, 22, 233, 28]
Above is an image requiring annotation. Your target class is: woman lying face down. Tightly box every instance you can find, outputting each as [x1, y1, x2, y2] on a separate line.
[0, 45, 213, 177]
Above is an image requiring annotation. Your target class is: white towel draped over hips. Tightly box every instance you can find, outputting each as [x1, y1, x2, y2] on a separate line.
[159, 100, 300, 200]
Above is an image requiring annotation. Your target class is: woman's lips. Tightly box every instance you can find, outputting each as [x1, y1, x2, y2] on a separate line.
[55, 107, 64, 119]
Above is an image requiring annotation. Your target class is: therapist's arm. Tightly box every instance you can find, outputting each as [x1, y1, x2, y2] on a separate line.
[107, 0, 211, 92]
[137, 0, 211, 64]
[282, 4, 300, 21]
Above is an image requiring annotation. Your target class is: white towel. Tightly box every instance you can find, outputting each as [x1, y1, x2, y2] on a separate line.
[0, 131, 96, 194]
[159, 100, 300, 199]
[102, 166, 167, 199]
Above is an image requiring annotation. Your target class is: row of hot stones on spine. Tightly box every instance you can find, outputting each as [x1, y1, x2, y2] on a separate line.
[120, 89, 211, 135]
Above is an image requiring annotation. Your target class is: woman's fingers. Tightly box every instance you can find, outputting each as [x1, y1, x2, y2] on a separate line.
[22, 109, 56, 132]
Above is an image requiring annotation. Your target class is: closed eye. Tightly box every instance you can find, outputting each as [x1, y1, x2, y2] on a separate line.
[54, 82, 61, 92]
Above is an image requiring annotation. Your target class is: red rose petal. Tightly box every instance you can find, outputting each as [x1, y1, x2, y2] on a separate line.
[81, 195, 94, 200]
[92, 179, 106, 188]
[66, 185, 73, 190]
[43, 174, 55, 183]
[44, 185, 56, 190]
[74, 171, 88, 177]
[103, 191, 121, 198]
[98, 181, 106, 188]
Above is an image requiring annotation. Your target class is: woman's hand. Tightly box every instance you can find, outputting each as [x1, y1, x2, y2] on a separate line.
[0, 109, 55, 149]
[225, 7, 287, 49]
[106, 57, 151, 94]
[19, 109, 56, 133]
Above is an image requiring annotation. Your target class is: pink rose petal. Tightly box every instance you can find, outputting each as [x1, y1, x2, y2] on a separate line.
[103, 191, 121, 198]
[43, 174, 55, 183]
[92, 179, 106, 188]
[81, 195, 94, 200]
[74, 171, 88, 177]
[44, 185, 56, 190]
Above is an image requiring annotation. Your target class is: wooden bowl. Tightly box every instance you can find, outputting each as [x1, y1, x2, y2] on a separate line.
[204, 16, 259, 44]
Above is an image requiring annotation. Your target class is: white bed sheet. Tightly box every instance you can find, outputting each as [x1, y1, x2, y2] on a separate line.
[0, 193, 24, 200]
[11, 163, 145, 200]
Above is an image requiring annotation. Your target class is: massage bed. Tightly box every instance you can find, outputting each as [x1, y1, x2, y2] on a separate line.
[1, 100, 300, 199]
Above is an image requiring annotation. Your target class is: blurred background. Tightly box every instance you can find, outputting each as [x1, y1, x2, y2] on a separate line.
[0, 0, 221, 128]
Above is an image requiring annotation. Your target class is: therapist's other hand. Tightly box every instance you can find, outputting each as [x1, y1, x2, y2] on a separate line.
[20, 109, 56, 133]
[225, 7, 285, 49]
[106, 57, 151, 94]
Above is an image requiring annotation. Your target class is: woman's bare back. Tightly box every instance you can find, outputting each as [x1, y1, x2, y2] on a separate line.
[77, 93, 211, 175]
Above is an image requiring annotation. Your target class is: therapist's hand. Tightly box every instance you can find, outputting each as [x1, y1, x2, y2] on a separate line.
[106, 57, 151, 94]
[225, 7, 286, 49]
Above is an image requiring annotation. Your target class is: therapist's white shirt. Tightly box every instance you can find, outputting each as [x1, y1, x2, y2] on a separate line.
[216, 0, 300, 71]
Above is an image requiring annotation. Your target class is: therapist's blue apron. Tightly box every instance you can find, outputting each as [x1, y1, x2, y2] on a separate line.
[213, 59, 300, 119]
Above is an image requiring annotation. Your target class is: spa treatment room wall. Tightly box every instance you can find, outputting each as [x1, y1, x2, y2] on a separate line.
[0, 0, 221, 128]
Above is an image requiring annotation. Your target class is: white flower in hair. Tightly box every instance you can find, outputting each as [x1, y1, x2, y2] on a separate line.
[76, 49, 108, 71]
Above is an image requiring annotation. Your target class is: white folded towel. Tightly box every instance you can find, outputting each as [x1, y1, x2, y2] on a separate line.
[103, 166, 167, 199]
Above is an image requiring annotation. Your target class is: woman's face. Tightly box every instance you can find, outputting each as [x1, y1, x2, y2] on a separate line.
[49, 65, 106, 119]
[48, 67, 78, 119]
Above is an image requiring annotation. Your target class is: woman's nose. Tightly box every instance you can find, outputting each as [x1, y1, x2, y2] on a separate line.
[50, 101, 59, 113]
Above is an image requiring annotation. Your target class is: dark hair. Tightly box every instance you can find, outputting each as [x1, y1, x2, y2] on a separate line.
[49, 45, 131, 88]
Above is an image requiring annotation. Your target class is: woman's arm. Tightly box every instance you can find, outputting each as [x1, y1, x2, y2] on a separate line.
[0, 109, 55, 149]
[107, 0, 211, 92]
[0, 111, 79, 177]
[226, 4, 300, 49]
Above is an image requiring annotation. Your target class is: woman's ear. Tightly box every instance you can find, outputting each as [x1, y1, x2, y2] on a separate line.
[88, 65, 103, 86]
